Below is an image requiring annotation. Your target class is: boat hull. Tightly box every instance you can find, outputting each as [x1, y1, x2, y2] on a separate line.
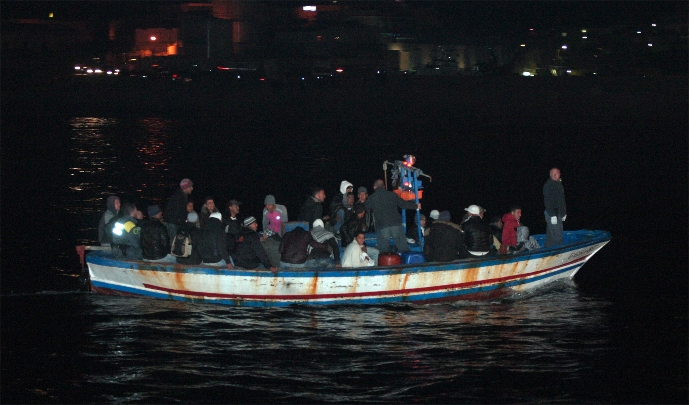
[87, 230, 610, 306]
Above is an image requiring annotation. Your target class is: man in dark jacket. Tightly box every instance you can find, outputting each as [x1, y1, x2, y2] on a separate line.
[224, 199, 244, 254]
[543, 167, 567, 247]
[232, 216, 277, 272]
[279, 226, 328, 269]
[176, 212, 202, 265]
[197, 212, 233, 269]
[340, 203, 367, 248]
[298, 187, 328, 229]
[461, 205, 491, 257]
[111, 203, 143, 260]
[423, 213, 467, 262]
[364, 179, 420, 253]
[140, 205, 176, 263]
[164, 178, 194, 243]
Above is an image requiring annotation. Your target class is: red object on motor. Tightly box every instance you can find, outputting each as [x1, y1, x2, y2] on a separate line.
[378, 252, 402, 266]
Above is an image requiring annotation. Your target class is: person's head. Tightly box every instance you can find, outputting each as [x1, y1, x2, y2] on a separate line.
[490, 216, 503, 228]
[357, 186, 368, 202]
[148, 205, 162, 219]
[264, 195, 276, 212]
[122, 202, 138, 217]
[429, 210, 440, 220]
[373, 179, 385, 190]
[204, 196, 215, 212]
[354, 231, 366, 246]
[243, 216, 258, 230]
[180, 178, 194, 195]
[228, 199, 241, 216]
[311, 187, 325, 202]
[464, 205, 481, 217]
[354, 203, 366, 218]
[209, 212, 222, 222]
[187, 211, 198, 223]
[420, 214, 427, 227]
[346, 192, 355, 207]
[549, 167, 561, 181]
[339, 180, 353, 195]
[510, 205, 522, 221]
[186, 201, 194, 212]
[313, 219, 325, 228]
[107, 196, 121, 213]
[438, 210, 451, 221]
[135, 208, 144, 220]
[479, 206, 486, 218]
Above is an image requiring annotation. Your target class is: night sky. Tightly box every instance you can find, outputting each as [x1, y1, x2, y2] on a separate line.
[2, 1, 684, 34]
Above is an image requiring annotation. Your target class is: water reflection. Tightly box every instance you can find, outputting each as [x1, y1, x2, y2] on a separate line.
[134, 118, 174, 203]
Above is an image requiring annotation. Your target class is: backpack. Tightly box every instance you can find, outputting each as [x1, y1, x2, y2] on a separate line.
[171, 229, 192, 257]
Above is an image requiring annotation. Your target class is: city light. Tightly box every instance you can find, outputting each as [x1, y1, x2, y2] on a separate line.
[520, 44, 526, 47]
[652, 23, 656, 27]
[150, 36, 157, 41]
[303, 6, 316, 11]
[561, 45, 568, 49]
[648, 43, 653, 47]
[522, 72, 531, 76]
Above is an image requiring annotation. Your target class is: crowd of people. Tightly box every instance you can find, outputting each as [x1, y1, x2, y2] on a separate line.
[98, 168, 567, 271]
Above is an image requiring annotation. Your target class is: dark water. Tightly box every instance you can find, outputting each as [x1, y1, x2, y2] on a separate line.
[1, 76, 687, 403]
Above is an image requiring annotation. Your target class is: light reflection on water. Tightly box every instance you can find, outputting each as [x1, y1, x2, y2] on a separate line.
[2, 288, 625, 403]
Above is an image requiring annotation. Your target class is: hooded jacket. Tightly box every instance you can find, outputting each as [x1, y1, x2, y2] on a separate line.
[501, 213, 520, 247]
[197, 217, 231, 264]
[98, 196, 120, 245]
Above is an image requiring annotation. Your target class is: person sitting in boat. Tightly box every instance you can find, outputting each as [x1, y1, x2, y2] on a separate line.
[224, 199, 244, 254]
[164, 178, 194, 242]
[332, 192, 355, 235]
[356, 186, 375, 233]
[197, 212, 234, 269]
[423, 210, 468, 262]
[461, 205, 492, 258]
[297, 186, 328, 230]
[501, 205, 522, 252]
[406, 213, 428, 242]
[140, 205, 176, 263]
[364, 179, 420, 253]
[175, 212, 202, 265]
[233, 216, 277, 272]
[199, 195, 220, 228]
[340, 204, 380, 264]
[98, 195, 120, 246]
[186, 200, 200, 228]
[279, 225, 328, 269]
[111, 202, 143, 260]
[307, 219, 341, 268]
[328, 180, 353, 223]
[262, 195, 288, 237]
[488, 216, 503, 254]
[512, 225, 541, 254]
[341, 231, 376, 268]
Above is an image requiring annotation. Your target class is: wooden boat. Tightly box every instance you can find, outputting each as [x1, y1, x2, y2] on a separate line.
[82, 230, 610, 307]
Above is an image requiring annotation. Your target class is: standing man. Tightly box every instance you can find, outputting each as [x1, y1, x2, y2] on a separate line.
[164, 178, 194, 242]
[364, 179, 420, 253]
[543, 167, 567, 247]
[298, 186, 327, 229]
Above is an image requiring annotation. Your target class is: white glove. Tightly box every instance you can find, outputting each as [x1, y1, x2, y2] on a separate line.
[562, 215, 567, 222]
[550, 216, 557, 225]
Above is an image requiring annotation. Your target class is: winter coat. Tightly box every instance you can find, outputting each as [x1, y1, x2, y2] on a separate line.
[543, 178, 567, 218]
[98, 196, 120, 245]
[423, 220, 467, 262]
[461, 216, 491, 253]
[298, 196, 324, 229]
[164, 189, 188, 227]
[139, 218, 170, 260]
[279, 227, 328, 265]
[233, 228, 272, 269]
[364, 187, 417, 230]
[501, 213, 520, 247]
[197, 217, 231, 264]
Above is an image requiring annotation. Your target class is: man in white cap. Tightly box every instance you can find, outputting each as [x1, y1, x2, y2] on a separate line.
[461, 205, 491, 257]
[197, 212, 233, 269]
[164, 178, 194, 243]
